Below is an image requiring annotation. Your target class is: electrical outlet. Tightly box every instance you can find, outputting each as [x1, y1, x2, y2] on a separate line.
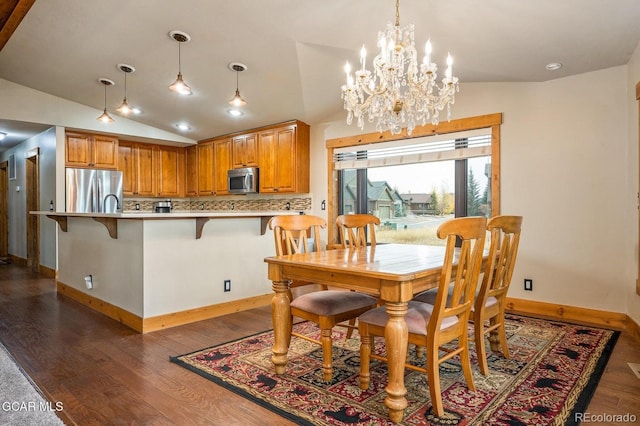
[224, 280, 231, 292]
[84, 274, 93, 290]
[524, 278, 533, 291]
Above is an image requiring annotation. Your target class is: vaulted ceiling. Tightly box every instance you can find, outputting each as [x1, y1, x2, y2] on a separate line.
[1, 0, 640, 148]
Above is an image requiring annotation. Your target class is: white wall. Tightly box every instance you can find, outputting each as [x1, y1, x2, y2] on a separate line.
[56, 217, 274, 318]
[314, 65, 633, 315]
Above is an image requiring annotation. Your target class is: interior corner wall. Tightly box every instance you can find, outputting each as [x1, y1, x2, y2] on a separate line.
[626, 39, 640, 325]
[0, 127, 57, 268]
[317, 65, 632, 315]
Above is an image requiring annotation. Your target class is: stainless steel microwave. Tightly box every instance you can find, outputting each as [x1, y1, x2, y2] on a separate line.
[228, 167, 259, 194]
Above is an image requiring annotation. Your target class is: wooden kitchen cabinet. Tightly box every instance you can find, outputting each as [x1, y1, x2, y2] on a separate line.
[184, 145, 198, 196]
[118, 141, 156, 196]
[231, 133, 258, 168]
[197, 140, 214, 196]
[157, 145, 184, 197]
[214, 138, 232, 195]
[66, 132, 118, 169]
[258, 120, 310, 194]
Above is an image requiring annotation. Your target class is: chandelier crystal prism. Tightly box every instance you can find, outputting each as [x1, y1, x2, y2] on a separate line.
[341, 0, 459, 135]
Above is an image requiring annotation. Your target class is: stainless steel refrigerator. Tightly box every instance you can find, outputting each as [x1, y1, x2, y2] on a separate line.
[65, 168, 123, 213]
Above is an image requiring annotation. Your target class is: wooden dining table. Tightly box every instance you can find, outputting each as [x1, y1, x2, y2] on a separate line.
[264, 243, 454, 423]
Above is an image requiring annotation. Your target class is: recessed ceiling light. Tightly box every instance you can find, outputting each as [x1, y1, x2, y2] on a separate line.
[176, 123, 191, 131]
[227, 109, 243, 117]
[546, 62, 562, 71]
[132, 107, 142, 115]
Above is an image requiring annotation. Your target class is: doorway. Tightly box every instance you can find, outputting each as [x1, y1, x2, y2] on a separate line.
[26, 151, 39, 271]
[0, 161, 7, 258]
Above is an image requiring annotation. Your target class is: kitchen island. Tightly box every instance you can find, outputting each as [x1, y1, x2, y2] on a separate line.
[33, 211, 300, 333]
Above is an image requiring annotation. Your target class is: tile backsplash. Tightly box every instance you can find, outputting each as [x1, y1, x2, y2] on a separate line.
[123, 197, 311, 213]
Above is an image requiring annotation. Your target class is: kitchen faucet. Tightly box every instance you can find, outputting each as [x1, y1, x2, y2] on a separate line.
[103, 193, 121, 212]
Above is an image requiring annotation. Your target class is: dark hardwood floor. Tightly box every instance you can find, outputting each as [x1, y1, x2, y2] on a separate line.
[1, 263, 639, 425]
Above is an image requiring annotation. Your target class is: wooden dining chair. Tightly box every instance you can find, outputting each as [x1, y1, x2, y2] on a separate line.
[336, 214, 380, 248]
[471, 215, 523, 375]
[413, 215, 523, 376]
[358, 216, 487, 417]
[268, 215, 378, 382]
[335, 213, 381, 337]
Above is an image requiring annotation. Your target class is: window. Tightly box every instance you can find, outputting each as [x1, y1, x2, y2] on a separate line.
[326, 113, 502, 245]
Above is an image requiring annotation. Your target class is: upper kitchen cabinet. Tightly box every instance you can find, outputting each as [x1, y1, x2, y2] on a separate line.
[118, 141, 156, 196]
[214, 138, 232, 195]
[184, 145, 198, 196]
[157, 145, 184, 197]
[66, 132, 118, 169]
[119, 142, 184, 197]
[258, 120, 310, 194]
[197, 140, 214, 196]
[231, 133, 258, 169]
[195, 137, 232, 196]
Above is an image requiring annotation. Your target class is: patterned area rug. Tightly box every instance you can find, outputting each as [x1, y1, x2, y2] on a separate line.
[170, 315, 618, 425]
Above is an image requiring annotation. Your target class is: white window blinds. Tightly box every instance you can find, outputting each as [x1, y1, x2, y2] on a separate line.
[332, 129, 491, 170]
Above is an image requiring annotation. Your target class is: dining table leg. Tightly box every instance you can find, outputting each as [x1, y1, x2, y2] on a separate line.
[384, 301, 409, 423]
[271, 278, 292, 375]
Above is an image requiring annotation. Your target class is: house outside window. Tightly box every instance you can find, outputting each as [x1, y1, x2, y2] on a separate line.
[327, 114, 502, 246]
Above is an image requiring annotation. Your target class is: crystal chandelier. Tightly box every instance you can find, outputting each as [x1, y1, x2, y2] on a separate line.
[341, 0, 459, 135]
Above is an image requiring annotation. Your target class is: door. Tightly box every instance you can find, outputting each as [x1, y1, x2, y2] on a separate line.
[26, 152, 40, 271]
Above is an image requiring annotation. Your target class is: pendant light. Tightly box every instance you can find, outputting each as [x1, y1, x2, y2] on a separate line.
[228, 63, 247, 107]
[97, 78, 115, 123]
[116, 64, 139, 115]
[168, 30, 192, 95]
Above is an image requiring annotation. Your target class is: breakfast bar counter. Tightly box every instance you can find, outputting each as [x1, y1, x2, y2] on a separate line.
[34, 211, 291, 239]
[32, 211, 299, 333]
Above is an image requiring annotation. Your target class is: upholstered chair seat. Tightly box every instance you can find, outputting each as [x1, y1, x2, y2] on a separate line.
[291, 290, 377, 317]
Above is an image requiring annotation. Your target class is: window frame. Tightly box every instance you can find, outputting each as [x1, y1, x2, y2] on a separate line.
[325, 113, 503, 245]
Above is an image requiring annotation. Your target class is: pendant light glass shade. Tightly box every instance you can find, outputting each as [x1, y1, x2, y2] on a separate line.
[229, 89, 247, 107]
[169, 31, 192, 95]
[97, 109, 114, 123]
[116, 98, 132, 114]
[228, 63, 247, 106]
[169, 72, 192, 95]
[97, 78, 115, 123]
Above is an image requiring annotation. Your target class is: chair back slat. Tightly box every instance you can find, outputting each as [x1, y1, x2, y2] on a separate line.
[476, 216, 523, 310]
[336, 214, 380, 248]
[430, 217, 487, 332]
[268, 215, 326, 255]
